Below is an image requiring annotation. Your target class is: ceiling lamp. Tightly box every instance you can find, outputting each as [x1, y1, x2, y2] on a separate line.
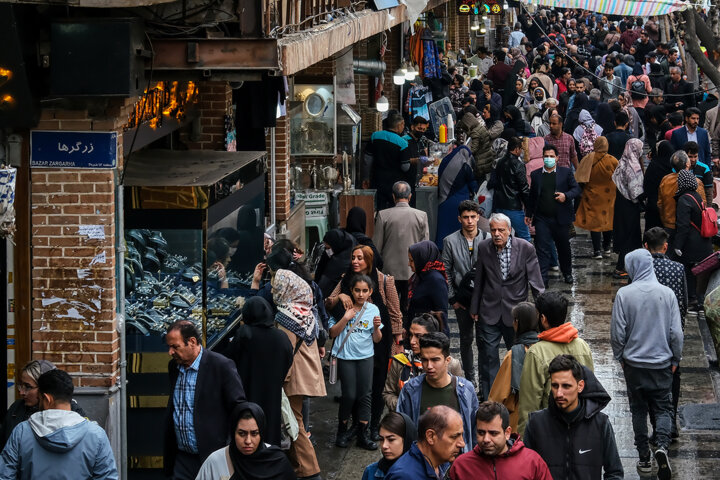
[480, 26, 487, 34]
[393, 69, 406, 85]
[471, 19, 480, 31]
[405, 65, 417, 81]
[376, 95, 389, 112]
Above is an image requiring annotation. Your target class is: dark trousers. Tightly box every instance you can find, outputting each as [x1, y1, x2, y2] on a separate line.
[338, 357, 373, 423]
[370, 363, 388, 428]
[591, 231, 613, 252]
[623, 364, 674, 457]
[478, 321, 515, 400]
[684, 263, 700, 305]
[395, 280, 409, 318]
[534, 215, 572, 285]
[455, 307, 478, 382]
[650, 365, 682, 436]
[172, 450, 202, 480]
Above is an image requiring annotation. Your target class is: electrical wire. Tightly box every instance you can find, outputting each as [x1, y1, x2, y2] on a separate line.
[120, 33, 154, 186]
[520, 3, 720, 98]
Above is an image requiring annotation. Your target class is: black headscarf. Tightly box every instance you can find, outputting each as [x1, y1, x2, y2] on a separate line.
[408, 241, 447, 302]
[345, 206, 367, 234]
[376, 412, 418, 473]
[564, 92, 588, 134]
[314, 229, 357, 297]
[228, 402, 296, 480]
[236, 297, 274, 341]
[595, 102, 615, 134]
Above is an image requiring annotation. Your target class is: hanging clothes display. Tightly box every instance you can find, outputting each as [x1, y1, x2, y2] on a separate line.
[405, 85, 432, 121]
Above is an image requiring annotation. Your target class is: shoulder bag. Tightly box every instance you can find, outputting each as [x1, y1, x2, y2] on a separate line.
[328, 302, 368, 384]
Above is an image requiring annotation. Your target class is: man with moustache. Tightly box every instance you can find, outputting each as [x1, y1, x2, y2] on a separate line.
[164, 320, 246, 480]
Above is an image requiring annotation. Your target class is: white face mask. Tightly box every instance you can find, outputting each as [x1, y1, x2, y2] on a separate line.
[228, 247, 237, 256]
[326, 248, 334, 257]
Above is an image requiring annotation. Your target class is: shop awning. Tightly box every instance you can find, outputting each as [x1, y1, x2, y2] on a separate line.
[520, 0, 688, 17]
[122, 150, 266, 186]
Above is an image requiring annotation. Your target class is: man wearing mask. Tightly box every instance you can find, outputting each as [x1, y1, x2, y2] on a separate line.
[525, 145, 582, 286]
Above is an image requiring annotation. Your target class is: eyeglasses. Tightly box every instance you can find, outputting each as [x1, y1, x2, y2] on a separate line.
[18, 383, 38, 392]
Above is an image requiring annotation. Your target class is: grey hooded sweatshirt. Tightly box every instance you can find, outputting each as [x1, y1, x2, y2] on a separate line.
[0, 409, 118, 480]
[610, 248, 684, 369]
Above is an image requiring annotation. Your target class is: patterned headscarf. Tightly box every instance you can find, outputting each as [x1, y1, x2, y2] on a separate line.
[612, 138, 644, 201]
[272, 269, 318, 345]
[676, 169, 699, 196]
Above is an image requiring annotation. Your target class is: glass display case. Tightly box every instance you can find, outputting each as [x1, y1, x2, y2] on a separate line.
[289, 82, 336, 156]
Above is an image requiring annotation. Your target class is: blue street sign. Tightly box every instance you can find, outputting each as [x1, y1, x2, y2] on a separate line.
[31, 130, 117, 168]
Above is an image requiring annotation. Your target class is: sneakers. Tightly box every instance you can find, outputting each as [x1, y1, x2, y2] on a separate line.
[655, 448, 672, 480]
[592, 251, 603, 259]
[636, 458, 652, 475]
[612, 270, 628, 279]
[550, 265, 560, 272]
[604, 248, 613, 255]
[564, 274, 574, 284]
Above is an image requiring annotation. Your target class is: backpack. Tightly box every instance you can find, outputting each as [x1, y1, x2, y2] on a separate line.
[630, 77, 647, 100]
[579, 124, 599, 158]
[685, 193, 719, 238]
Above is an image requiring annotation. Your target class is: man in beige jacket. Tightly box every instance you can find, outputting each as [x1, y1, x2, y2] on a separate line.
[373, 181, 429, 319]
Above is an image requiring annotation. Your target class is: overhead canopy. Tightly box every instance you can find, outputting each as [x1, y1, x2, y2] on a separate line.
[520, 0, 688, 17]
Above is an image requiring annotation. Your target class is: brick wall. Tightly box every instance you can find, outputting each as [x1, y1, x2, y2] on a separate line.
[180, 81, 232, 151]
[31, 105, 125, 388]
[267, 116, 291, 222]
[457, 11, 470, 52]
[448, 1, 459, 48]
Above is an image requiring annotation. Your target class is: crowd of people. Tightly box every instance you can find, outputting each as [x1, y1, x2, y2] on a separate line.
[0, 6, 715, 480]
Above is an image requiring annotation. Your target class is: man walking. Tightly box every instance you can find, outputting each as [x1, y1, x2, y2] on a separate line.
[164, 320, 246, 480]
[606, 111, 632, 160]
[0, 369, 118, 479]
[385, 406, 466, 480]
[492, 136, 531, 242]
[671, 108, 712, 168]
[611, 248, 683, 479]
[369, 113, 413, 211]
[470, 213, 544, 400]
[517, 292, 594, 434]
[543, 114, 578, 169]
[523, 355, 624, 480]
[374, 181, 430, 315]
[397, 333, 478, 452]
[442, 200, 488, 388]
[449, 402, 552, 479]
[525, 144, 582, 286]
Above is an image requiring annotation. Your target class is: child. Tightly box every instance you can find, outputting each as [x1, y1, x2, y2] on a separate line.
[329, 274, 382, 450]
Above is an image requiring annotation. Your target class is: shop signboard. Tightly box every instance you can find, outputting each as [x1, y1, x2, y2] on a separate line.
[30, 130, 117, 168]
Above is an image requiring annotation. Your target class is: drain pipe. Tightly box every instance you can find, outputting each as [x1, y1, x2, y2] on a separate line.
[270, 127, 276, 228]
[116, 178, 128, 480]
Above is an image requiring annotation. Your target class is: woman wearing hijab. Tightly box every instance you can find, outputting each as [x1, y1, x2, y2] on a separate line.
[575, 137, 619, 259]
[196, 402, 296, 480]
[510, 78, 529, 114]
[611, 138, 645, 278]
[326, 245, 403, 441]
[572, 110, 603, 148]
[407, 241, 449, 335]
[361, 412, 418, 480]
[595, 102, 616, 134]
[644, 141, 675, 231]
[675, 169, 713, 308]
[224, 298, 293, 446]
[272, 269, 326, 479]
[563, 92, 588, 134]
[314, 228, 357, 298]
[436, 145, 479, 249]
[503, 105, 533, 137]
[525, 86, 547, 123]
[488, 302, 540, 432]
[344, 207, 383, 270]
[482, 104, 504, 140]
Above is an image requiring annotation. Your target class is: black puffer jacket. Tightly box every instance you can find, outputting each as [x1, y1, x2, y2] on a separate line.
[490, 153, 530, 211]
[523, 367, 624, 480]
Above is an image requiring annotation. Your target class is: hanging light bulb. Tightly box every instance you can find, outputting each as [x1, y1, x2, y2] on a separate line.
[482, 14, 488, 21]
[393, 69, 406, 85]
[405, 65, 417, 81]
[480, 25, 487, 34]
[376, 95, 389, 112]
[471, 19, 480, 31]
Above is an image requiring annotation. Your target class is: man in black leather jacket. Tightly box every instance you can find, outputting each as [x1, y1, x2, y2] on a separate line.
[489, 136, 531, 242]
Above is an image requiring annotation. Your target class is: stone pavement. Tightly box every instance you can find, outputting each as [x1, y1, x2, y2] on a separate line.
[310, 232, 720, 479]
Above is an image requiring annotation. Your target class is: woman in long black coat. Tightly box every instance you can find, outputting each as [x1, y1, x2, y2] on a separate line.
[224, 297, 293, 446]
[674, 169, 713, 308]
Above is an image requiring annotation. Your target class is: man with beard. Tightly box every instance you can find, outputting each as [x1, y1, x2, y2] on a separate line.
[449, 402, 552, 479]
[523, 355, 623, 480]
[403, 116, 430, 203]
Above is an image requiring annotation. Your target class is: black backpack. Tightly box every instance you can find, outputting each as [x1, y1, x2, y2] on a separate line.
[630, 78, 646, 100]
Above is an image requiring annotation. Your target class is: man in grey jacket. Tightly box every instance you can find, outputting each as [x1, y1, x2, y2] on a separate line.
[374, 181, 429, 315]
[611, 248, 683, 480]
[442, 200, 488, 389]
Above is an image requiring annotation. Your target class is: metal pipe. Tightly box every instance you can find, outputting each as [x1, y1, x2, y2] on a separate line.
[353, 59, 386, 77]
[270, 127, 276, 228]
[116, 177, 128, 480]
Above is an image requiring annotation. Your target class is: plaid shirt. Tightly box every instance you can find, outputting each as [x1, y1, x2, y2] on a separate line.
[496, 237, 512, 280]
[173, 348, 203, 454]
[543, 132, 578, 168]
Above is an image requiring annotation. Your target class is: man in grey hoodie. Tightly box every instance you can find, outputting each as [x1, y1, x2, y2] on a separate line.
[610, 248, 683, 480]
[0, 369, 118, 480]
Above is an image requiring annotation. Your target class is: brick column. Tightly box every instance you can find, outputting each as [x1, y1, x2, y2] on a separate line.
[457, 12, 471, 53]
[267, 116, 291, 223]
[180, 81, 232, 150]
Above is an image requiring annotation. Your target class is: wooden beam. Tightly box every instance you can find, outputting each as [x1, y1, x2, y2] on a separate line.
[151, 38, 280, 71]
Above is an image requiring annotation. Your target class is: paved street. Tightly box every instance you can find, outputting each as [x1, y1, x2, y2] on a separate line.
[310, 231, 720, 479]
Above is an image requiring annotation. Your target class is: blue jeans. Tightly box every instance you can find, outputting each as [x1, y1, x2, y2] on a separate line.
[495, 208, 531, 242]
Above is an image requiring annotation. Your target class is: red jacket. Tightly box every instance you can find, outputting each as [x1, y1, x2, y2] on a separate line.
[449, 435, 552, 480]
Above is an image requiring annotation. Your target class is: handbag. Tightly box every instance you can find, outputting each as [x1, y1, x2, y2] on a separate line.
[329, 302, 368, 384]
[692, 251, 720, 276]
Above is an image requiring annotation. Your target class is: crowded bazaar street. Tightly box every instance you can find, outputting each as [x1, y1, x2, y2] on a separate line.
[4, 0, 720, 479]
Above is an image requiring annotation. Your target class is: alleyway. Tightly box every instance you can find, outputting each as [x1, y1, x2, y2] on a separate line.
[310, 231, 720, 479]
